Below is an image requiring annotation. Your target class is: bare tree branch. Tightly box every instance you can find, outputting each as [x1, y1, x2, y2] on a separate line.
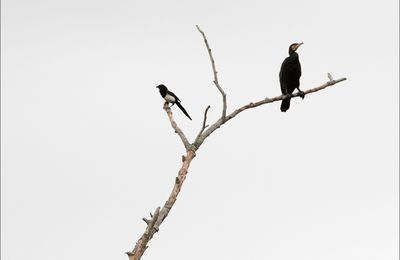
[153, 149, 196, 228]
[126, 207, 160, 260]
[196, 25, 227, 119]
[126, 150, 196, 260]
[163, 102, 191, 150]
[127, 26, 347, 260]
[194, 74, 347, 148]
[195, 105, 211, 142]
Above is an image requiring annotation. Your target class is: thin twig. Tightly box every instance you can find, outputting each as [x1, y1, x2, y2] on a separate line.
[195, 105, 211, 142]
[196, 25, 227, 119]
[327, 73, 333, 81]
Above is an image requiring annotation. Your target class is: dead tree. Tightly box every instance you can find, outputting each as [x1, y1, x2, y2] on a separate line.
[126, 25, 347, 260]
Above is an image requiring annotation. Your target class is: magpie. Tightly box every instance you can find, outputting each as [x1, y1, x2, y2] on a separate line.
[156, 84, 192, 120]
[279, 42, 305, 112]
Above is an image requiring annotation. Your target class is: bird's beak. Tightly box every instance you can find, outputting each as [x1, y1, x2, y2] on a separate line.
[295, 42, 304, 50]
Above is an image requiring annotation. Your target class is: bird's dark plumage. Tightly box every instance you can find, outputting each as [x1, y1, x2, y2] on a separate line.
[156, 84, 192, 120]
[279, 42, 304, 112]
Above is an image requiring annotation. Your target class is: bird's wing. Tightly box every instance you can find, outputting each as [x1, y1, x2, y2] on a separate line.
[280, 57, 291, 76]
[167, 90, 181, 102]
[279, 58, 290, 94]
[298, 61, 302, 77]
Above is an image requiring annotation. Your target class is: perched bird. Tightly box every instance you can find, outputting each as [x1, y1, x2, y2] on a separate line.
[279, 42, 305, 112]
[156, 84, 192, 120]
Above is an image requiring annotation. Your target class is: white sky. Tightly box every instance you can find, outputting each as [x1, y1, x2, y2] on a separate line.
[2, 0, 399, 260]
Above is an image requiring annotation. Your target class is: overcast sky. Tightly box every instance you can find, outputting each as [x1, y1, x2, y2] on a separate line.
[2, 0, 399, 260]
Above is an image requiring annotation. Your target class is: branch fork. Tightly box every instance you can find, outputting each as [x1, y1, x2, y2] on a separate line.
[126, 25, 347, 260]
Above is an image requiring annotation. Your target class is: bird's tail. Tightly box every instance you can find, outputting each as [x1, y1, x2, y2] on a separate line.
[176, 101, 192, 120]
[280, 98, 291, 112]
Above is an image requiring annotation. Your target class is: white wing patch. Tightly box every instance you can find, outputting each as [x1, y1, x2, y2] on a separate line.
[164, 94, 176, 103]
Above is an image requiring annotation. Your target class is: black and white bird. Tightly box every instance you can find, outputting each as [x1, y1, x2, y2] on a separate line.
[279, 42, 305, 112]
[156, 84, 192, 120]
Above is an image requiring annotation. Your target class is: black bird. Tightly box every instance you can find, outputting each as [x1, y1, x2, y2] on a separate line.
[279, 42, 305, 112]
[156, 84, 192, 120]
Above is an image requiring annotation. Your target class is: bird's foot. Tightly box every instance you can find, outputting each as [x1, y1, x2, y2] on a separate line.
[163, 102, 174, 109]
[163, 102, 169, 109]
[298, 90, 305, 99]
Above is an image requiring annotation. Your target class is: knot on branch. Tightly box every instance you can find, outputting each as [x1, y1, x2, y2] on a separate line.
[141, 207, 160, 229]
[128, 207, 161, 258]
[163, 102, 170, 111]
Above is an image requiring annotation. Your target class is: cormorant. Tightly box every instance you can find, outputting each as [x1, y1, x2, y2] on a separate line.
[279, 42, 305, 112]
[156, 84, 192, 120]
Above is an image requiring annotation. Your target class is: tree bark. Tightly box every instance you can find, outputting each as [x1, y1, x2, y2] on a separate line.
[126, 25, 347, 260]
[127, 150, 196, 260]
